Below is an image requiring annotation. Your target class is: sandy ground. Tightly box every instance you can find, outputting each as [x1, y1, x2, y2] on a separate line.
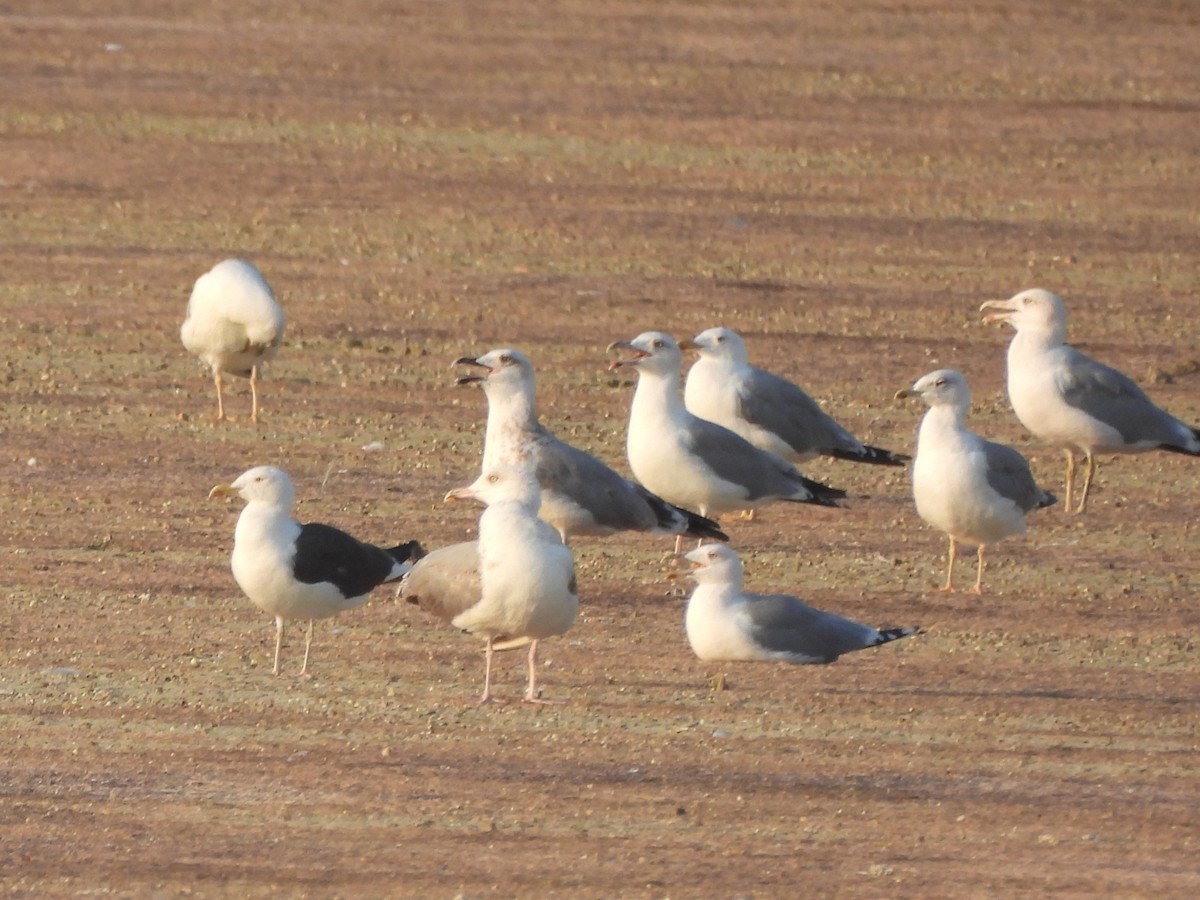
[2, 1, 1198, 896]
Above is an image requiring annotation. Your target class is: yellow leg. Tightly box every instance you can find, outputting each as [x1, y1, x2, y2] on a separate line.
[1075, 453, 1097, 514]
[939, 538, 957, 592]
[213, 367, 226, 422]
[738, 508, 757, 521]
[970, 545, 986, 595]
[1063, 450, 1076, 514]
[250, 364, 261, 424]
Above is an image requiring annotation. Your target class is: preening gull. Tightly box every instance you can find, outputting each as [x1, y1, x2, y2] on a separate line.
[982, 288, 1200, 513]
[608, 332, 845, 546]
[681, 326, 908, 467]
[684, 544, 918, 663]
[454, 348, 726, 543]
[444, 466, 579, 703]
[896, 369, 1055, 593]
[182, 258, 285, 423]
[210, 466, 424, 675]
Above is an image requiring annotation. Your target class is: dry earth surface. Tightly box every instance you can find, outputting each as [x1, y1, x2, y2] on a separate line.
[2, 0, 1199, 896]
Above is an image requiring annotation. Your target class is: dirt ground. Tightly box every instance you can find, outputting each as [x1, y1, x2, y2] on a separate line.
[2, 1, 1198, 896]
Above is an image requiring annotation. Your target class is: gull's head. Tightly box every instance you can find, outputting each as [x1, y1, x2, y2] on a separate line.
[209, 465, 295, 509]
[606, 331, 682, 376]
[895, 368, 971, 412]
[679, 327, 747, 364]
[980, 288, 1067, 337]
[684, 543, 743, 586]
[452, 348, 535, 393]
[445, 464, 541, 511]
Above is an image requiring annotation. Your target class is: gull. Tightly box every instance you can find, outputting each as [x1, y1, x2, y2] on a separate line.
[181, 258, 286, 423]
[982, 288, 1200, 513]
[608, 331, 845, 548]
[444, 466, 579, 704]
[453, 348, 726, 544]
[896, 369, 1055, 593]
[684, 544, 918, 663]
[681, 326, 908, 467]
[397, 541, 533, 651]
[209, 466, 424, 675]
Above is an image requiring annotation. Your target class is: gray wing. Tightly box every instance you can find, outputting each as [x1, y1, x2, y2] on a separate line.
[744, 593, 880, 663]
[737, 366, 863, 457]
[1057, 347, 1193, 446]
[683, 416, 845, 505]
[534, 434, 658, 531]
[981, 440, 1047, 514]
[399, 541, 480, 622]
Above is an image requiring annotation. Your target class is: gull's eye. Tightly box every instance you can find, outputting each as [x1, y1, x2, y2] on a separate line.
[934, 378, 945, 386]
[1022, 296, 1032, 305]
[487, 473, 499, 483]
[715, 334, 725, 343]
[499, 354, 512, 364]
[653, 339, 665, 349]
[708, 550, 719, 560]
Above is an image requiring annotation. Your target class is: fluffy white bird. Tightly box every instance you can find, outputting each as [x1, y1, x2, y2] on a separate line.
[608, 332, 845, 549]
[453, 348, 725, 543]
[398, 541, 533, 652]
[182, 258, 285, 423]
[684, 544, 918, 663]
[681, 326, 908, 467]
[444, 465, 579, 704]
[210, 466, 424, 675]
[896, 369, 1055, 593]
[981, 288, 1200, 513]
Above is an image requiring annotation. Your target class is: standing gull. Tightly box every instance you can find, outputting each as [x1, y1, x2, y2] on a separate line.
[608, 332, 845, 547]
[209, 466, 424, 675]
[681, 326, 908, 466]
[982, 288, 1200, 513]
[684, 544, 918, 663]
[444, 466, 579, 704]
[398, 541, 533, 651]
[181, 258, 286, 423]
[454, 348, 725, 543]
[896, 369, 1055, 593]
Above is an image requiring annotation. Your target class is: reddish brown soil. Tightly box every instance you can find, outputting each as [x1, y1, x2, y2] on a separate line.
[2, 1, 1198, 896]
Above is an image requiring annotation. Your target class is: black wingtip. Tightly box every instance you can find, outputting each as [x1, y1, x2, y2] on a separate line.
[801, 476, 848, 507]
[687, 514, 729, 542]
[1037, 491, 1058, 510]
[388, 540, 426, 565]
[1160, 430, 1200, 457]
[876, 625, 920, 645]
[829, 445, 911, 467]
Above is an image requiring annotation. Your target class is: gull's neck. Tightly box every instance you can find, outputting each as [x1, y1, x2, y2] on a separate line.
[234, 501, 295, 546]
[919, 404, 968, 441]
[481, 381, 539, 469]
[630, 367, 688, 428]
[1010, 319, 1066, 357]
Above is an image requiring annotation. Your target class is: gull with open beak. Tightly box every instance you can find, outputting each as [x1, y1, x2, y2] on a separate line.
[451, 348, 725, 544]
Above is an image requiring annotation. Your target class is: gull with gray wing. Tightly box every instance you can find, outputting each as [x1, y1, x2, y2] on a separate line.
[608, 332, 845, 549]
[981, 288, 1200, 513]
[896, 369, 1055, 593]
[684, 544, 918, 664]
